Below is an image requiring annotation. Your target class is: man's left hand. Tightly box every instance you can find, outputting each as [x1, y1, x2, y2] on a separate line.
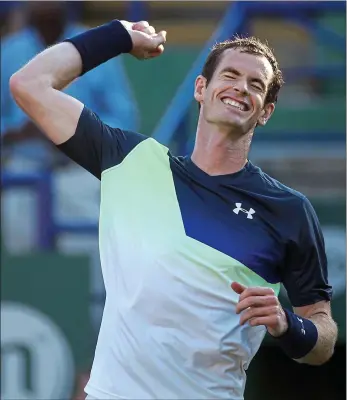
[231, 282, 288, 337]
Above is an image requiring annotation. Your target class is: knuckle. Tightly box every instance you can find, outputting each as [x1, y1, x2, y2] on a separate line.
[250, 288, 259, 294]
[146, 26, 155, 34]
[262, 296, 270, 306]
[244, 298, 253, 308]
[254, 308, 262, 318]
[272, 305, 280, 314]
[251, 287, 260, 296]
[246, 308, 254, 318]
[240, 289, 249, 299]
[257, 286, 267, 294]
[263, 295, 276, 305]
[260, 296, 268, 306]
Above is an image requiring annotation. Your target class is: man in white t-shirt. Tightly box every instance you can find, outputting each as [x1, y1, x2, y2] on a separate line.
[9, 18, 337, 400]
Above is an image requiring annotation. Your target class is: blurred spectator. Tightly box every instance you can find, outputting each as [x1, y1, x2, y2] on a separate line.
[0, 1, 25, 37]
[1, 1, 138, 171]
[1, 1, 139, 252]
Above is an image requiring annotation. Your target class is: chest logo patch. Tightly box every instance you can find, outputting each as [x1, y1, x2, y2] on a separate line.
[233, 203, 256, 219]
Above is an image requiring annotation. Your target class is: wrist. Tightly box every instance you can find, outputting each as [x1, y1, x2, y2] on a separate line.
[64, 20, 133, 75]
[268, 318, 289, 338]
[274, 309, 318, 359]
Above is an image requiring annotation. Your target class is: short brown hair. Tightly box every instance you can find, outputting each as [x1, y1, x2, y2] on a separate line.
[201, 36, 284, 104]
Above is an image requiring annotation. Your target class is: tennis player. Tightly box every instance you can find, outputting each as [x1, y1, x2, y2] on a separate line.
[10, 19, 337, 400]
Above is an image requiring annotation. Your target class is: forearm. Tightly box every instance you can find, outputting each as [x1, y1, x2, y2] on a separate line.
[295, 313, 338, 366]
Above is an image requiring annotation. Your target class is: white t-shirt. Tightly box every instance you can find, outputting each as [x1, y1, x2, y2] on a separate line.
[56, 108, 331, 399]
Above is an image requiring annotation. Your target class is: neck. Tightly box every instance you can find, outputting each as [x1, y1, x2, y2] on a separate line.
[191, 117, 253, 176]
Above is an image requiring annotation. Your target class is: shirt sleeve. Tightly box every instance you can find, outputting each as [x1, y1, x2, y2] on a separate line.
[281, 196, 333, 307]
[56, 106, 147, 179]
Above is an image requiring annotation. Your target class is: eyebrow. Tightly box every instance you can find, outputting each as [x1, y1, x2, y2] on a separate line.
[220, 67, 267, 90]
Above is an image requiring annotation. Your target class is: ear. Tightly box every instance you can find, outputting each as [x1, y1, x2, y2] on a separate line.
[194, 75, 206, 104]
[257, 103, 275, 126]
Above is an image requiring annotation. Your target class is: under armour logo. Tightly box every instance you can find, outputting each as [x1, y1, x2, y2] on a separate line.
[233, 203, 255, 219]
[297, 317, 306, 335]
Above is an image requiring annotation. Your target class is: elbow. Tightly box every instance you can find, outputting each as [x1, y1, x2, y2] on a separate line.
[315, 347, 335, 365]
[296, 347, 335, 366]
[9, 71, 46, 103]
[309, 352, 334, 366]
[9, 72, 31, 101]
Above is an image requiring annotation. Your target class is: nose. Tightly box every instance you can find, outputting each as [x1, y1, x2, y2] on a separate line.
[232, 78, 248, 96]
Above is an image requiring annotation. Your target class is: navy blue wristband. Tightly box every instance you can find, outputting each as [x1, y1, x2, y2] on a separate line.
[275, 309, 318, 359]
[64, 20, 133, 75]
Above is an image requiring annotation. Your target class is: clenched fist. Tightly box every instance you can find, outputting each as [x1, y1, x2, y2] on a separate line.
[231, 282, 288, 337]
[120, 20, 167, 60]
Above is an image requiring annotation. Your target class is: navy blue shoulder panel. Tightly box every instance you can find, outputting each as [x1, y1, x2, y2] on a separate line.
[170, 156, 332, 306]
[57, 106, 148, 179]
[254, 168, 332, 305]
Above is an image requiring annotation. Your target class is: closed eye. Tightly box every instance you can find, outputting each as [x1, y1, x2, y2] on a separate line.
[251, 83, 263, 91]
[224, 73, 237, 80]
[250, 79, 265, 92]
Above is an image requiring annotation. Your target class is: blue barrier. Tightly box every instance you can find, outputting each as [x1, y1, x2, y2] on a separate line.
[242, 1, 345, 14]
[152, 1, 246, 145]
[2, 171, 98, 249]
[2, 171, 55, 249]
[152, 1, 345, 151]
[127, 1, 149, 23]
[291, 16, 346, 51]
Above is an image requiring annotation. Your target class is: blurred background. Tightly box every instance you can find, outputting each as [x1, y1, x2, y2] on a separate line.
[1, 1, 345, 400]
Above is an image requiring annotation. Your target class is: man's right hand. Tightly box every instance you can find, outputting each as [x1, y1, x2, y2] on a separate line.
[120, 20, 167, 60]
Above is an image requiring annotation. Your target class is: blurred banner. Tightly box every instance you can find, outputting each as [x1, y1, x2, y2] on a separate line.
[321, 224, 346, 342]
[1, 253, 92, 400]
[323, 226, 346, 299]
[314, 201, 346, 342]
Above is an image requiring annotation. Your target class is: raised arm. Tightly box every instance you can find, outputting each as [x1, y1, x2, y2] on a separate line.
[9, 20, 166, 145]
[9, 42, 84, 145]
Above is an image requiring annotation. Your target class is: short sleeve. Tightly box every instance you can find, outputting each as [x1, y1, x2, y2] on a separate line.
[281, 197, 333, 307]
[56, 106, 148, 179]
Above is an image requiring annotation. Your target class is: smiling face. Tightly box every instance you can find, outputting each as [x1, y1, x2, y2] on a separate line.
[194, 48, 276, 135]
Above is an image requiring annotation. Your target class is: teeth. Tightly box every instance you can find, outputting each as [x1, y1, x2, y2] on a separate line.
[222, 98, 245, 111]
